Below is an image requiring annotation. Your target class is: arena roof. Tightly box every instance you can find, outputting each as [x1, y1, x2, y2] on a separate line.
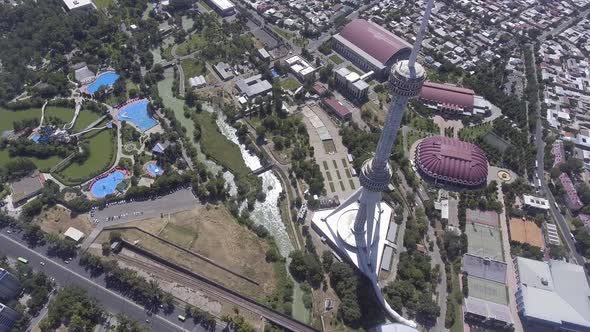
[334, 19, 412, 66]
[420, 81, 475, 111]
[415, 136, 488, 186]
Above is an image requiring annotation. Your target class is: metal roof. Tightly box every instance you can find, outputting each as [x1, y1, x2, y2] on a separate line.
[516, 257, 590, 328]
[420, 81, 475, 110]
[415, 136, 488, 186]
[463, 254, 507, 284]
[336, 19, 412, 66]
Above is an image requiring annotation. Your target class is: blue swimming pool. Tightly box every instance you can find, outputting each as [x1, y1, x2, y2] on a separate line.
[117, 99, 158, 132]
[146, 163, 164, 176]
[87, 72, 120, 94]
[271, 68, 280, 78]
[90, 171, 125, 198]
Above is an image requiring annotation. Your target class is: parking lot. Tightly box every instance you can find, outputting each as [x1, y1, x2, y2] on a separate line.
[91, 188, 198, 225]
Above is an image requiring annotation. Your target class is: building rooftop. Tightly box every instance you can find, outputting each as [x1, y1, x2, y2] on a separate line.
[415, 136, 488, 186]
[323, 98, 352, 118]
[523, 194, 550, 210]
[235, 74, 272, 98]
[209, 0, 234, 11]
[464, 297, 513, 325]
[62, 0, 94, 10]
[64, 227, 85, 242]
[420, 81, 475, 111]
[334, 19, 412, 66]
[516, 257, 590, 328]
[559, 173, 583, 210]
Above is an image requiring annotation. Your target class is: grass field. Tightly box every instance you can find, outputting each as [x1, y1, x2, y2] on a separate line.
[106, 204, 275, 300]
[451, 269, 465, 332]
[346, 65, 362, 75]
[329, 54, 344, 65]
[181, 58, 207, 86]
[194, 112, 250, 176]
[272, 27, 293, 40]
[0, 108, 42, 133]
[0, 149, 61, 171]
[281, 77, 301, 92]
[44, 107, 75, 125]
[73, 110, 101, 133]
[458, 123, 493, 142]
[176, 34, 207, 56]
[93, 0, 114, 8]
[57, 124, 116, 184]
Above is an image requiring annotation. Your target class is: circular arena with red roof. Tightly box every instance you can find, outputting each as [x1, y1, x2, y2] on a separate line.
[415, 136, 488, 188]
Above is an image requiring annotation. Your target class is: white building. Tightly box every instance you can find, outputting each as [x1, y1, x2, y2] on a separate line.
[334, 67, 370, 101]
[522, 195, 550, 211]
[62, 0, 95, 10]
[515, 257, 590, 331]
[285, 55, 316, 81]
[205, 0, 235, 16]
[64, 227, 85, 243]
[189, 75, 206, 89]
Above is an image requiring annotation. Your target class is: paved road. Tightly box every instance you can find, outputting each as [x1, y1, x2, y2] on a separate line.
[0, 232, 210, 332]
[527, 41, 584, 265]
[82, 188, 198, 250]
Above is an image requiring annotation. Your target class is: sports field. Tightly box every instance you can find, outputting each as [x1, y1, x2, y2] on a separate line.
[466, 222, 504, 261]
[467, 276, 508, 305]
[56, 123, 116, 184]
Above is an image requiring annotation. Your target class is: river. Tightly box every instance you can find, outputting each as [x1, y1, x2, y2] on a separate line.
[156, 66, 308, 322]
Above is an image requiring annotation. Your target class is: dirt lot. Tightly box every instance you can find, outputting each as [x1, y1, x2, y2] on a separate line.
[98, 204, 276, 300]
[35, 205, 92, 238]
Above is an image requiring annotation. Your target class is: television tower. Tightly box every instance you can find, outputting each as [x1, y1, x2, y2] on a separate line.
[321, 0, 434, 327]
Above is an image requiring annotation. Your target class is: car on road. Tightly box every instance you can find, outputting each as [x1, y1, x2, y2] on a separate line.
[40, 261, 45, 266]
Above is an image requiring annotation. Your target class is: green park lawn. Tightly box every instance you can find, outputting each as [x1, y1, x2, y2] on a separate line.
[0, 149, 61, 171]
[0, 108, 42, 133]
[181, 59, 207, 84]
[281, 78, 301, 92]
[44, 107, 75, 124]
[194, 112, 250, 177]
[346, 65, 362, 75]
[73, 110, 102, 133]
[329, 54, 344, 65]
[56, 124, 116, 184]
[176, 34, 207, 56]
[272, 27, 293, 40]
[93, 0, 114, 8]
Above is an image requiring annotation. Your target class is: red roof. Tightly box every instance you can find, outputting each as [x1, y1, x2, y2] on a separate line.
[337, 19, 411, 65]
[420, 81, 475, 110]
[416, 136, 488, 186]
[324, 98, 351, 118]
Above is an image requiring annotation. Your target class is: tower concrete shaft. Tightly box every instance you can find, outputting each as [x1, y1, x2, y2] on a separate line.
[320, 0, 434, 328]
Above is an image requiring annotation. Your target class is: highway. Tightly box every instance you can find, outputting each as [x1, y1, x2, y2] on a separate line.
[0, 231, 209, 332]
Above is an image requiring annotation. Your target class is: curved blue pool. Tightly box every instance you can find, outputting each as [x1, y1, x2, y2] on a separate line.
[87, 72, 120, 94]
[117, 99, 158, 132]
[146, 163, 164, 176]
[90, 171, 125, 198]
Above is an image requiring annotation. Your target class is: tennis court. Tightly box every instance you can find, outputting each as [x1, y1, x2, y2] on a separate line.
[466, 222, 504, 261]
[468, 275, 508, 305]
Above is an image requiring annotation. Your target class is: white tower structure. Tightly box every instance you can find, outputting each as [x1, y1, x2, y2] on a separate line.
[313, 0, 435, 328]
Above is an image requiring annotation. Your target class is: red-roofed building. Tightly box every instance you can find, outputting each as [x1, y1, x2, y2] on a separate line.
[552, 141, 565, 168]
[419, 81, 477, 116]
[332, 19, 411, 79]
[322, 98, 352, 120]
[559, 173, 583, 211]
[415, 136, 488, 188]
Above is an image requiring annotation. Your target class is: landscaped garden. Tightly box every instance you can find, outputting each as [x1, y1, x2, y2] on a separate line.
[56, 122, 117, 185]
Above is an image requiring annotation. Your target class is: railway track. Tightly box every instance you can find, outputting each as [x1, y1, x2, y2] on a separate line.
[117, 254, 318, 332]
